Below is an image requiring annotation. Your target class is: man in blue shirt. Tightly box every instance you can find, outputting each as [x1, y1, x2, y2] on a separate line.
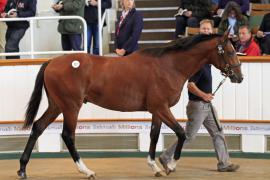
[159, 19, 240, 173]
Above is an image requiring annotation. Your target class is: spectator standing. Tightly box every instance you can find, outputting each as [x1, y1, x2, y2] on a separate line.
[236, 25, 261, 56]
[0, 0, 7, 59]
[1, 0, 37, 59]
[257, 13, 270, 55]
[84, 0, 111, 55]
[52, 0, 85, 51]
[114, 0, 143, 56]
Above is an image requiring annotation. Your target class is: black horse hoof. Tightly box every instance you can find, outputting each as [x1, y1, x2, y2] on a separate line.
[154, 171, 163, 177]
[17, 170, 27, 179]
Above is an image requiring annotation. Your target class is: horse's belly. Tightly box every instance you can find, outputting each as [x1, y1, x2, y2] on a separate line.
[89, 98, 146, 112]
[86, 90, 147, 112]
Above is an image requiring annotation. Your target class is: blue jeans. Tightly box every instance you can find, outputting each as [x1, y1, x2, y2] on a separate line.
[61, 34, 82, 51]
[87, 23, 99, 55]
[5, 27, 27, 59]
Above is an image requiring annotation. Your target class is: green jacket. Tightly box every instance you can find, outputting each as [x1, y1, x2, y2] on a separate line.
[218, 16, 248, 35]
[57, 0, 85, 34]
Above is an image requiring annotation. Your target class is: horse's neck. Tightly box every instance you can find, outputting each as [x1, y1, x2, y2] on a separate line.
[170, 45, 213, 80]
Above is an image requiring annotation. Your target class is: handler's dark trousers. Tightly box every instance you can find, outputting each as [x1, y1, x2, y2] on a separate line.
[161, 100, 231, 170]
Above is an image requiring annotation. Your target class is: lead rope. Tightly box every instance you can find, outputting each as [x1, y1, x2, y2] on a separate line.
[210, 76, 228, 131]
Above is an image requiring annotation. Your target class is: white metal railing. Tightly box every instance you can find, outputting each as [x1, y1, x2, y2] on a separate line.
[98, 0, 109, 56]
[0, 16, 87, 58]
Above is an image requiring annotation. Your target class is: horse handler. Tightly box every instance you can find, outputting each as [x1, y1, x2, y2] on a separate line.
[159, 19, 240, 174]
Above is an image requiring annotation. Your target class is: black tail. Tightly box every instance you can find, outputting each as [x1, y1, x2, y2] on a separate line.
[23, 61, 50, 129]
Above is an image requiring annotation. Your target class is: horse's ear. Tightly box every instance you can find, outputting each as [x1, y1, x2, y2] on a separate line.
[222, 27, 231, 43]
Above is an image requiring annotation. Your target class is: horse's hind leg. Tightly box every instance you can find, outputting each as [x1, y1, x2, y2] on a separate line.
[17, 99, 60, 179]
[147, 115, 163, 177]
[61, 109, 96, 179]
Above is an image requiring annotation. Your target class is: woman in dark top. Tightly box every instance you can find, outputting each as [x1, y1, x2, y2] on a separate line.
[257, 13, 270, 55]
[114, 0, 143, 56]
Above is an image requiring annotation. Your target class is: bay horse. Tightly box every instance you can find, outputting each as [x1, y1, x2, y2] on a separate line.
[17, 33, 243, 179]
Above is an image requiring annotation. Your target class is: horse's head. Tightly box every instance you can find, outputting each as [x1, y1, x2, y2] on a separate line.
[211, 31, 243, 83]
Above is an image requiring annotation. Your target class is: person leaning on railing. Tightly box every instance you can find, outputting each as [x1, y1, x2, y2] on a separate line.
[0, 0, 37, 59]
[52, 0, 85, 51]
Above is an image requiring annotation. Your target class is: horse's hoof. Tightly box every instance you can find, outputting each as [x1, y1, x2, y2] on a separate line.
[154, 172, 163, 177]
[88, 174, 96, 179]
[17, 170, 27, 179]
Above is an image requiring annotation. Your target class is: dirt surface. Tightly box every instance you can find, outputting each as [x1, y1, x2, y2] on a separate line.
[0, 157, 269, 180]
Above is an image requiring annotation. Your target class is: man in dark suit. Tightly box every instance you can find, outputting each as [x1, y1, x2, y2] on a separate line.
[114, 0, 143, 56]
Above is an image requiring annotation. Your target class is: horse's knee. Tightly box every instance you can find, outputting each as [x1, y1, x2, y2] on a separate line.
[62, 130, 69, 140]
[177, 132, 186, 141]
[175, 127, 186, 141]
[31, 122, 44, 138]
[62, 130, 74, 145]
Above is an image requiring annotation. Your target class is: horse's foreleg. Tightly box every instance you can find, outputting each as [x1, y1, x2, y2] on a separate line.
[62, 111, 96, 179]
[147, 115, 162, 177]
[155, 106, 186, 175]
[18, 105, 60, 179]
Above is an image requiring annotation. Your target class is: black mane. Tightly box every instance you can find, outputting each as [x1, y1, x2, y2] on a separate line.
[140, 34, 222, 57]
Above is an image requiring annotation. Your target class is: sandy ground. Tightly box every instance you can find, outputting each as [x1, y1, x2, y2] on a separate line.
[0, 157, 269, 180]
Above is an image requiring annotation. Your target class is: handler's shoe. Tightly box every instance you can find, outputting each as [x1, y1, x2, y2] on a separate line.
[159, 156, 176, 175]
[159, 156, 168, 170]
[218, 164, 240, 172]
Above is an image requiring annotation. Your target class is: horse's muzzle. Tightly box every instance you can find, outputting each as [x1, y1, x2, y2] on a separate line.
[229, 73, 243, 83]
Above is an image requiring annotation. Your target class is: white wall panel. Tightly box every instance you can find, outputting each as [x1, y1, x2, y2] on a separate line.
[248, 63, 262, 120]
[212, 68, 224, 118]
[222, 79, 236, 119]
[1, 63, 270, 121]
[262, 63, 270, 120]
[235, 63, 249, 119]
[1, 66, 16, 120]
